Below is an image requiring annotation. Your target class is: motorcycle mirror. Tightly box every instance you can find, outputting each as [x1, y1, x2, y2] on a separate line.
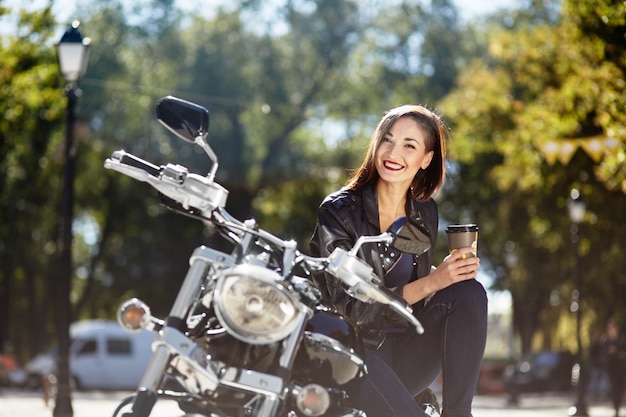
[156, 96, 210, 143]
[389, 216, 431, 256]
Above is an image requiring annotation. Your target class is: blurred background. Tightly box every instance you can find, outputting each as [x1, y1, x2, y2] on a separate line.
[0, 0, 624, 398]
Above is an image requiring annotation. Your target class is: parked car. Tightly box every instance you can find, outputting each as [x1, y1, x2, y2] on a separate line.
[504, 350, 575, 402]
[13, 320, 154, 391]
[7, 350, 51, 389]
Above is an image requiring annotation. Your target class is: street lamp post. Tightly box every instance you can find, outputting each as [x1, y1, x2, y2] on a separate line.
[567, 188, 588, 417]
[503, 240, 519, 405]
[54, 21, 90, 417]
[503, 240, 518, 360]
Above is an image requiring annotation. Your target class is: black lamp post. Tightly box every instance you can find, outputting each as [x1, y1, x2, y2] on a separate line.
[567, 188, 588, 417]
[54, 21, 90, 417]
[503, 240, 519, 405]
[503, 240, 518, 359]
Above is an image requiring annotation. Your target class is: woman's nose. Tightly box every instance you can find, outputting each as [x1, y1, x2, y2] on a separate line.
[388, 142, 402, 157]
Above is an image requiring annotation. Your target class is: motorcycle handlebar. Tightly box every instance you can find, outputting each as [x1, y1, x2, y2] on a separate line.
[105, 150, 228, 214]
[105, 149, 424, 333]
[112, 150, 162, 177]
[302, 249, 425, 334]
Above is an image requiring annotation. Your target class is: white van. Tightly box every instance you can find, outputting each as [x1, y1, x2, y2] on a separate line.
[19, 320, 154, 390]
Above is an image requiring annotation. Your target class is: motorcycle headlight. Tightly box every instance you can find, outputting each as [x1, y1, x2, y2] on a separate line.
[213, 264, 302, 345]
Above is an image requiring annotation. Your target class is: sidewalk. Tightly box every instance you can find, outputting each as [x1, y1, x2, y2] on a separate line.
[0, 389, 181, 417]
[472, 392, 618, 417]
[0, 388, 620, 417]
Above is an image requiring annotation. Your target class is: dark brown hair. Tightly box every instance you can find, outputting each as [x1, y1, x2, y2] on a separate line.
[345, 104, 447, 201]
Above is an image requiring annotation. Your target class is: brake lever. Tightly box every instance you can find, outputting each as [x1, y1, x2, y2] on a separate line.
[347, 279, 424, 334]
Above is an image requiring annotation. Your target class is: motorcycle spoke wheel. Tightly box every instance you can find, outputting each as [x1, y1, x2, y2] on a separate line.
[112, 394, 136, 417]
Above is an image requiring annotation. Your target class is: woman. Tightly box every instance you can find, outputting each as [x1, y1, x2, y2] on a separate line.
[310, 104, 487, 417]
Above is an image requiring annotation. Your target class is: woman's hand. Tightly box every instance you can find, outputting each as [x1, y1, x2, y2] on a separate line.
[431, 247, 480, 287]
[402, 247, 480, 304]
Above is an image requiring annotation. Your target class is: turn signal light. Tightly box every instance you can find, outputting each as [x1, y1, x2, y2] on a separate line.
[296, 384, 330, 416]
[117, 298, 151, 332]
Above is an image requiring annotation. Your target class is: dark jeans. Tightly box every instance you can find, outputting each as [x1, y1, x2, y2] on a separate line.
[349, 279, 488, 417]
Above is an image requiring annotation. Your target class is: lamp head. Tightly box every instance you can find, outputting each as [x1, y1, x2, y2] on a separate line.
[567, 189, 586, 224]
[57, 21, 91, 83]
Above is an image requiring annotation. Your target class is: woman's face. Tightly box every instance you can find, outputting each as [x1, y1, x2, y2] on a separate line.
[374, 116, 434, 189]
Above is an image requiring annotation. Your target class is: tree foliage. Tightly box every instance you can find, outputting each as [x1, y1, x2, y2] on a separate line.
[0, 5, 68, 358]
[2, 0, 624, 366]
[439, 0, 626, 353]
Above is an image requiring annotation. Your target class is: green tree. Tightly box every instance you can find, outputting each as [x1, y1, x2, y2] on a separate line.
[64, 0, 221, 323]
[167, 1, 367, 241]
[0, 0, 197, 358]
[2, 0, 503, 365]
[0, 5, 66, 358]
[439, 0, 626, 354]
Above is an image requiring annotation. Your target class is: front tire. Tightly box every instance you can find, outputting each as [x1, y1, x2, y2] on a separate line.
[112, 394, 136, 417]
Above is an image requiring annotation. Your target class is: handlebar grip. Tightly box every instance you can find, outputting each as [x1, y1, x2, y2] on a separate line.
[115, 151, 161, 177]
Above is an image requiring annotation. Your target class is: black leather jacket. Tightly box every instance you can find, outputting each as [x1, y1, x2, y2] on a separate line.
[310, 182, 438, 348]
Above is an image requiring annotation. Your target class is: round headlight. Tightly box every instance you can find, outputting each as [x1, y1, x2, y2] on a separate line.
[213, 264, 302, 344]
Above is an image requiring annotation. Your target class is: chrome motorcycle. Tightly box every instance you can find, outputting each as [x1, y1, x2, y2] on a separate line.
[104, 96, 426, 417]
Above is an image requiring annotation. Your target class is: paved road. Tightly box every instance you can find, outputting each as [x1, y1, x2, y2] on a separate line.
[0, 389, 181, 417]
[0, 388, 619, 417]
[472, 392, 618, 417]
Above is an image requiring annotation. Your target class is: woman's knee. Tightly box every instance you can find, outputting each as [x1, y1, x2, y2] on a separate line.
[438, 279, 487, 306]
[438, 280, 488, 328]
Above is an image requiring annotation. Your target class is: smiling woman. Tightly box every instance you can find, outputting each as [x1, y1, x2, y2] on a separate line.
[311, 104, 487, 417]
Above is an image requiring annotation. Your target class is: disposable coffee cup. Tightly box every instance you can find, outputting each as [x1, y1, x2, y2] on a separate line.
[446, 224, 478, 258]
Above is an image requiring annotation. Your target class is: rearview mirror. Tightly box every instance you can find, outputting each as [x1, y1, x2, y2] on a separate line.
[390, 217, 431, 256]
[156, 96, 209, 143]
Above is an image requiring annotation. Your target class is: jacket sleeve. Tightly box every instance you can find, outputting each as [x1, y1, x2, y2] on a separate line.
[310, 199, 394, 348]
[309, 200, 356, 308]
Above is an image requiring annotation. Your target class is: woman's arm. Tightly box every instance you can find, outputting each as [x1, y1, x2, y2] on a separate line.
[402, 247, 480, 305]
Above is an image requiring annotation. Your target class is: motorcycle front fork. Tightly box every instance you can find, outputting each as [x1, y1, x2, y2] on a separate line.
[122, 346, 169, 417]
[122, 252, 211, 417]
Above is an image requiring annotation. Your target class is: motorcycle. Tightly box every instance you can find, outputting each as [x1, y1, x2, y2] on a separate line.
[104, 96, 429, 417]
